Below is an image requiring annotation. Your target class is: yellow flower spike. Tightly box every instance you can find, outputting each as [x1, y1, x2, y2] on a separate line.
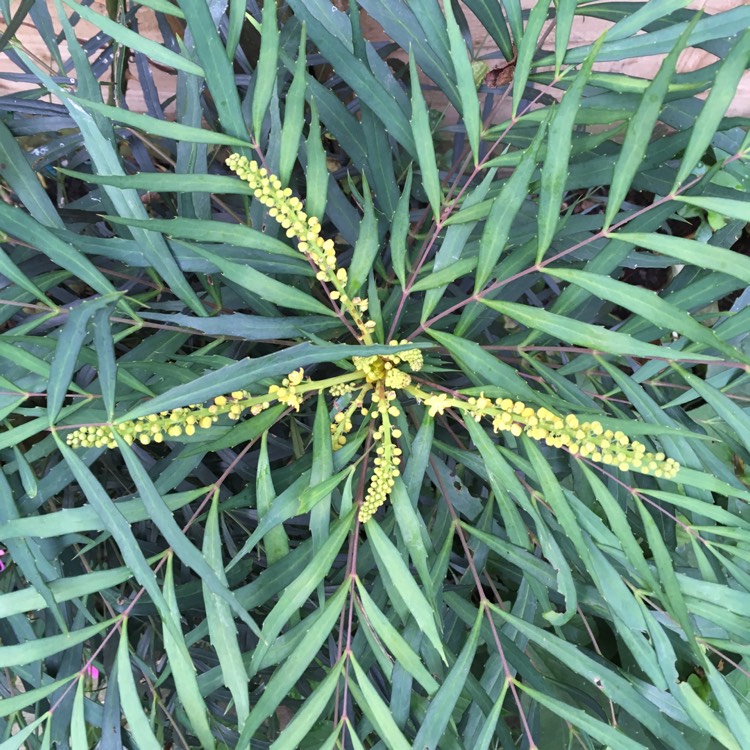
[65, 387, 277, 450]
[225, 154, 375, 342]
[457, 396, 681, 480]
[359, 407, 401, 523]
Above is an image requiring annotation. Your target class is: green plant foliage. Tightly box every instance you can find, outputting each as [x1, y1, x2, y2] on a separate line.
[1, 1, 750, 748]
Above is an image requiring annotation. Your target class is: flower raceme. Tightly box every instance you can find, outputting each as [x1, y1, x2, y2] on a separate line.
[225, 154, 375, 343]
[416, 391, 680, 479]
[67, 159, 680, 521]
[65, 390, 271, 449]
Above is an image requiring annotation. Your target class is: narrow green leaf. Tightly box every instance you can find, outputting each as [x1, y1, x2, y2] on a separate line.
[350, 655, 412, 750]
[0, 0, 34, 54]
[0, 245, 54, 306]
[674, 29, 750, 187]
[238, 585, 348, 742]
[0, 202, 117, 299]
[540, 8, 749, 66]
[474, 685, 507, 750]
[228, 474, 309, 571]
[512, 0, 551, 117]
[606, 0, 691, 42]
[580, 465, 660, 592]
[347, 176, 379, 296]
[409, 54, 442, 220]
[70, 677, 87, 749]
[0, 618, 116, 669]
[268, 660, 345, 749]
[310, 392, 334, 563]
[488, 604, 693, 749]
[475, 119, 547, 291]
[422, 168, 495, 322]
[15, 51, 205, 315]
[61, 0, 203, 75]
[279, 25, 308, 184]
[0, 675, 76, 719]
[39, 713, 51, 750]
[675, 195, 750, 224]
[553, 0, 577, 76]
[117, 621, 162, 750]
[642, 488, 750, 530]
[249, 510, 354, 672]
[349, 0, 399, 218]
[635, 499, 699, 656]
[285, 0, 417, 158]
[428, 329, 538, 400]
[462, 418, 530, 550]
[253, 0, 279, 141]
[481, 299, 721, 362]
[175, 0, 247, 140]
[257, 432, 290, 565]
[340, 0, 455, 110]
[603, 16, 698, 228]
[518, 682, 648, 749]
[0, 120, 61, 228]
[226, 0, 244, 59]
[545, 266, 745, 362]
[187, 244, 336, 316]
[203, 493, 249, 725]
[537, 36, 604, 262]
[462, 0, 513, 60]
[101, 216, 299, 259]
[413, 258, 476, 293]
[0, 489, 205, 541]
[356, 578, 438, 693]
[93, 305, 117, 420]
[390, 166, 413, 288]
[366, 519, 447, 662]
[163, 556, 216, 750]
[58, 99, 253, 148]
[297, 465, 353, 515]
[0, 714, 47, 750]
[391, 478, 432, 587]
[53, 436, 179, 636]
[501, 0, 523, 44]
[305, 98, 328, 221]
[444, 0, 481, 163]
[134, 0, 183, 16]
[11, 445, 37, 499]
[0, 518, 63, 634]
[613, 232, 750, 287]
[0, 565, 136, 619]
[115, 435, 261, 636]
[523, 439, 582, 625]
[704, 660, 750, 745]
[403, 413, 434, 504]
[675, 682, 741, 750]
[412, 607, 483, 749]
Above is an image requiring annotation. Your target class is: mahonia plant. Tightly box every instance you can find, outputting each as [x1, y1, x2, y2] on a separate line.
[67, 157, 680, 522]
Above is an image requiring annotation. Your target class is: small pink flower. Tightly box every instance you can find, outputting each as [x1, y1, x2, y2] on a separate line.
[0, 548, 6, 573]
